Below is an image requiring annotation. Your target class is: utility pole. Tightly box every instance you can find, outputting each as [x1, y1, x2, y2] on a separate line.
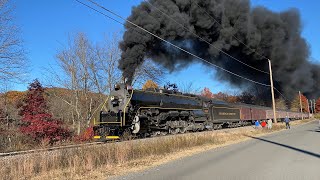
[314, 99, 316, 114]
[268, 60, 277, 123]
[310, 99, 313, 114]
[299, 91, 303, 120]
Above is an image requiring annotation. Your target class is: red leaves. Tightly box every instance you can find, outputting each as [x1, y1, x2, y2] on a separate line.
[19, 80, 70, 144]
[75, 126, 94, 142]
[315, 98, 320, 113]
[20, 114, 70, 142]
[300, 94, 309, 113]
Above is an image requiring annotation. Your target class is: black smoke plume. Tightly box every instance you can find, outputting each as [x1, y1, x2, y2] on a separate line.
[119, 0, 319, 101]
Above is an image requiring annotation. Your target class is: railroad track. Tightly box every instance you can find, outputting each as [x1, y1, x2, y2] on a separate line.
[0, 123, 258, 158]
[0, 142, 103, 158]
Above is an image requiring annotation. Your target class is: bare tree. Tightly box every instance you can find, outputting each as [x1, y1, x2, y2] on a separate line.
[177, 82, 201, 94]
[275, 97, 288, 110]
[50, 32, 123, 134]
[50, 31, 166, 133]
[95, 33, 122, 94]
[0, 0, 26, 82]
[0, 81, 24, 151]
[132, 59, 166, 88]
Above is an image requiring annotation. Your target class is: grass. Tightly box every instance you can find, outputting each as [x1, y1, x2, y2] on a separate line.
[0, 118, 314, 180]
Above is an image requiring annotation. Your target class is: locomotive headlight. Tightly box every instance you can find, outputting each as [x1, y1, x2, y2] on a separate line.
[110, 96, 119, 106]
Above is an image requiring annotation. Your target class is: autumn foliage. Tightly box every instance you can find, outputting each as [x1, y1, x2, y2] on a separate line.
[300, 94, 309, 113]
[315, 98, 320, 113]
[19, 80, 70, 144]
[201, 87, 214, 98]
[142, 80, 159, 90]
[75, 126, 94, 142]
[290, 93, 309, 112]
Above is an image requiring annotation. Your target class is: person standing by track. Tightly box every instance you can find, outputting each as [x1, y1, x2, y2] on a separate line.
[284, 116, 290, 129]
[267, 119, 272, 129]
[254, 120, 260, 129]
[261, 120, 267, 128]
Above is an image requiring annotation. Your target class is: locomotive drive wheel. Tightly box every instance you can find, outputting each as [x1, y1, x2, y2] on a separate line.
[151, 131, 160, 137]
[160, 131, 168, 136]
[179, 127, 187, 133]
[169, 128, 180, 135]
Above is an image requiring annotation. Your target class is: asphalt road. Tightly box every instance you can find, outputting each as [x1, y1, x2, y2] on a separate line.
[113, 121, 320, 180]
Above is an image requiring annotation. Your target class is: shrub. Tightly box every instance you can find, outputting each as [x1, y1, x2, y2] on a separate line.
[19, 80, 71, 145]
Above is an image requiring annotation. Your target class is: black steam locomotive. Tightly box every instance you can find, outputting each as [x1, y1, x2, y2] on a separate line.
[93, 83, 308, 140]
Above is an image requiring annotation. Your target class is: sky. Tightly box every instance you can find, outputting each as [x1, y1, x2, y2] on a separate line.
[10, 0, 320, 93]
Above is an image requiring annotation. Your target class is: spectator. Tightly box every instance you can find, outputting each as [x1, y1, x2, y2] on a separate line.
[267, 119, 273, 129]
[284, 116, 290, 129]
[261, 120, 267, 128]
[254, 120, 260, 129]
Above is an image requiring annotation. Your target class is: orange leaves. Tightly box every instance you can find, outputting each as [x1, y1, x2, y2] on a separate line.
[142, 80, 159, 90]
[201, 88, 239, 103]
[300, 94, 309, 113]
[201, 87, 214, 99]
[290, 93, 309, 112]
[0, 91, 25, 105]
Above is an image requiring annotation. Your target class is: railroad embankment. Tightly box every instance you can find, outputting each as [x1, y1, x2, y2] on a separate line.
[0, 119, 314, 180]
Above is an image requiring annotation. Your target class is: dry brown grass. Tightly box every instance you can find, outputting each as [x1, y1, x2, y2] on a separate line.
[0, 118, 314, 180]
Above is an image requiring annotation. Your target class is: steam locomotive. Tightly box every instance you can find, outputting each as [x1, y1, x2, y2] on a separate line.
[93, 83, 308, 140]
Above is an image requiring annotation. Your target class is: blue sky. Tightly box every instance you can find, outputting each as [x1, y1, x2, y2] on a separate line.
[11, 0, 320, 93]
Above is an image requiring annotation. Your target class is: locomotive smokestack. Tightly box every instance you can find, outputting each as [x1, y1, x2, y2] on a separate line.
[119, 0, 319, 100]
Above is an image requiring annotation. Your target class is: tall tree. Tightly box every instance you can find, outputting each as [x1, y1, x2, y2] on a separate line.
[0, 0, 26, 81]
[52, 32, 165, 134]
[19, 80, 70, 144]
[53, 33, 110, 134]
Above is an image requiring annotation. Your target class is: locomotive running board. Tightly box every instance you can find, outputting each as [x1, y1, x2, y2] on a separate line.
[93, 135, 120, 140]
[106, 136, 120, 139]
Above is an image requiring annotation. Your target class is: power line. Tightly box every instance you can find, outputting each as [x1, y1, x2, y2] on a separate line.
[194, 1, 272, 62]
[78, 0, 292, 102]
[143, 0, 269, 74]
[144, 0, 293, 101]
[77, 0, 271, 87]
[273, 87, 288, 101]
